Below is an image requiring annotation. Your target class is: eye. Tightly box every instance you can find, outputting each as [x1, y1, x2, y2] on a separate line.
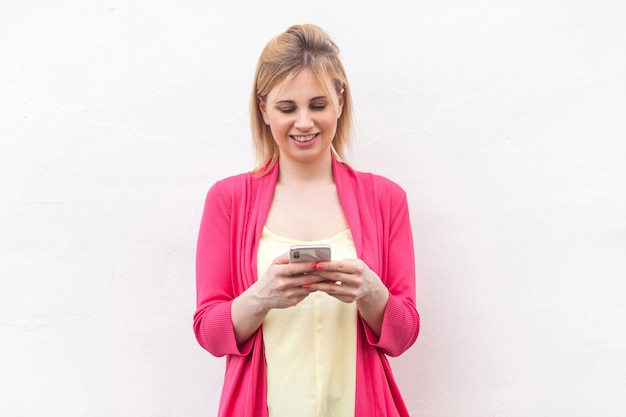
[278, 107, 296, 114]
[310, 103, 327, 111]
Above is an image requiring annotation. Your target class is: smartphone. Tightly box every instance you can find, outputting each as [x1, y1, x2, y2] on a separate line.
[289, 244, 331, 263]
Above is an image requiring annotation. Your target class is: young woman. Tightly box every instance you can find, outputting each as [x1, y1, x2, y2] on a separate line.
[194, 24, 420, 417]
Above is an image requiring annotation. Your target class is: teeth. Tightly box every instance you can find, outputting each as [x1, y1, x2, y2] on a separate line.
[292, 134, 316, 142]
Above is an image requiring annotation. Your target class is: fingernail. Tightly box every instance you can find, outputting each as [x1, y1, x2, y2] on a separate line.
[302, 284, 311, 289]
[314, 263, 325, 270]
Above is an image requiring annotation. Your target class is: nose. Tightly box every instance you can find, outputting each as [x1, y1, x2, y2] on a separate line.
[294, 109, 314, 130]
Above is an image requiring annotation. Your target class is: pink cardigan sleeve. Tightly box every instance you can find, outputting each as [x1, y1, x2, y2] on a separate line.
[360, 184, 420, 357]
[193, 182, 255, 357]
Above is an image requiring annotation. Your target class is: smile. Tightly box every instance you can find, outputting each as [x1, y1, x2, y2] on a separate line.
[290, 134, 318, 143]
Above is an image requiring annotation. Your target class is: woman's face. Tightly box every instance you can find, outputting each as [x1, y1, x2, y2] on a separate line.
[259, 69, 344, 166]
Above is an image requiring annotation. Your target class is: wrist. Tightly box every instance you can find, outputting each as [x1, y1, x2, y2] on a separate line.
[242, 282, 272, 317]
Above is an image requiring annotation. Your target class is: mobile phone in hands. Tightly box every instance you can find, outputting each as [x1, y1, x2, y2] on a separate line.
[289, 244, 331, 263]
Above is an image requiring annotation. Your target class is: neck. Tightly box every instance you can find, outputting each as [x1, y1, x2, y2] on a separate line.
[277, 152, 334, 186]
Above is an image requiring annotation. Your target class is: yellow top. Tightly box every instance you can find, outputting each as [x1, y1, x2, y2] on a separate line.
[257, 226, 358, 417]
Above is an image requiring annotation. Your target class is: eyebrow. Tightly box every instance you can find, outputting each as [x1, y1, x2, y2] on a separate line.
[274, 96, 328, 105]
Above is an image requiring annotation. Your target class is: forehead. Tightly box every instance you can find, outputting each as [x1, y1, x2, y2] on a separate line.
[268, 69, 335, 102]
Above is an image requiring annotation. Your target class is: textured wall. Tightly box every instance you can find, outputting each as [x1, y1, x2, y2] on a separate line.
[1, 1, 625, 416]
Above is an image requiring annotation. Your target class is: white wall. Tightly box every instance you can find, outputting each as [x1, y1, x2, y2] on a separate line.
[1, 1, 625, 416]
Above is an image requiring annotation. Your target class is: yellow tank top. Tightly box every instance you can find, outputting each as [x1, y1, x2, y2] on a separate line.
[257, 227, 358, 417]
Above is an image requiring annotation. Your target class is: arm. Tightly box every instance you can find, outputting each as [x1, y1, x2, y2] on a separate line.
[230, 253, 322, 345]
[311, 259, 390, 337]
[365, 193, 420, 357]
[355, 273, 389, 338]
[193, 183, 244, 357]
[193, 184, 324, 355]
[308, 187, 419, 356]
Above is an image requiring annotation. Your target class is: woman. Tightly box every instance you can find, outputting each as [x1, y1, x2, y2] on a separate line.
[194, 24, 419, 417]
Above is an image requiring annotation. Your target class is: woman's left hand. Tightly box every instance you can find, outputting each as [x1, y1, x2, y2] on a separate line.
[309, 259, 389, 336]
[307, 259, 379, 302]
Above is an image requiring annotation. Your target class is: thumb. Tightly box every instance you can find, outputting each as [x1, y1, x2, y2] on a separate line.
[273, 252, 291, 265]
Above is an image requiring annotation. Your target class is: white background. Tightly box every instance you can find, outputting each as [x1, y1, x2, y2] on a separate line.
[1, 1, 625, 416]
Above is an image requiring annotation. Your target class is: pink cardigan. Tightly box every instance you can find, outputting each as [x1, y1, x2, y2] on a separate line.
[194, 157, 420, 416]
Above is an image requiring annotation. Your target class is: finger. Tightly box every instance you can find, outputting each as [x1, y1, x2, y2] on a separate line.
[315, 259, 359, 273]
[273, 252, 317, 276]
[292, 274, 327, 288]
[284, 262, 319, 277]
[310, 270, 353, 285]
[309, 278, 347, 291]
[273, 252, 291, 265]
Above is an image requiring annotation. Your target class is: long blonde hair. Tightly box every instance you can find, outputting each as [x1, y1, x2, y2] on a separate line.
[250, 24, 354, 176]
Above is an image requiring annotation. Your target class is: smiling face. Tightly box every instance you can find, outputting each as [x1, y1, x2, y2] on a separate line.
[259, 69, 344, 166]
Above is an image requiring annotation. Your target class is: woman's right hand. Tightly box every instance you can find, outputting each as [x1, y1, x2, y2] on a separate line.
[230, 252, 322, 345]
[253, 252, 325, 309]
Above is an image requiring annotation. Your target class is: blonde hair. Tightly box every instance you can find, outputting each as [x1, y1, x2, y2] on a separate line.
[250, 24, 354, 175]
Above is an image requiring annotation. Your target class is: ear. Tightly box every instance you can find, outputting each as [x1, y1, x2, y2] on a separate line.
[258, 95, 270, 125]
[336, 88, 345, 118]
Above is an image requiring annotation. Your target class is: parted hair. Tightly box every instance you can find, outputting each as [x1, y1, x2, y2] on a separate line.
[250, 24, 354, 175]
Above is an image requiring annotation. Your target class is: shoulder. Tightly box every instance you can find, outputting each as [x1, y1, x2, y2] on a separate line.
[338, 162, 407, 201]
[204, 168, 276, 215]
[335, 161, 410, 225]
[203, 172, 254, 213]
[212, 172, 253, 193]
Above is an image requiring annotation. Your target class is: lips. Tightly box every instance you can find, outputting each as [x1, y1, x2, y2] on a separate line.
[290, 133, 318, 143]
